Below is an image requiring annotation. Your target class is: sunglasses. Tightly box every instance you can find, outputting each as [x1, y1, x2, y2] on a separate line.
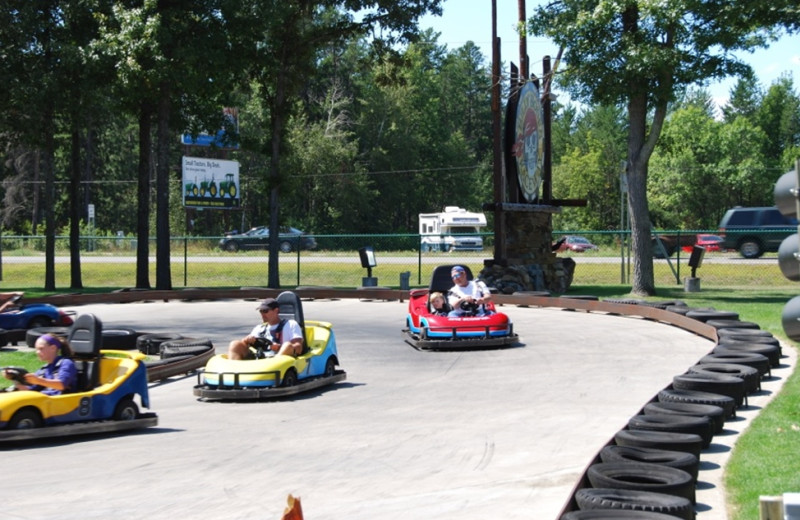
[451, 272, 464, 279]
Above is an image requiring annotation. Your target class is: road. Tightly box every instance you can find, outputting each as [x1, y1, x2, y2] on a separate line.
[1, 296, 781, 520]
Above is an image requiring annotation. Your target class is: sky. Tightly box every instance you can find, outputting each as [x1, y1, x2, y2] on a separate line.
[419, 0, 800, 110]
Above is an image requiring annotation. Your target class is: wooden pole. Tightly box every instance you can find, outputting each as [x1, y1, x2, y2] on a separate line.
[759, 495, 783, 520]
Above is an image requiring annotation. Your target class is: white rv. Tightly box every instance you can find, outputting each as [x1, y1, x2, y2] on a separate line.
[418, 207, 487, 252]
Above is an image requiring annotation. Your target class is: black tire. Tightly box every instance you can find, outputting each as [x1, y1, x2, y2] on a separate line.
[643, 401, 726, 435]
[159, 338, 214, 359]
[599, 445, 699, 481]
[658, 388, 736, 418]
[665, 305, 691, 316]
[717, 327, 772, 338]
[586, 462, 696, 503]
[7, 408, 43, 429]
[279, 240, 293, 253]
[113, 398, 139, 421]
[613, 429, 704, 458]
[224, 241, 239, 252]
[575, 488, 694, 520]
[5, 328, 27, 346]
[672, 373, 746, 407]
[685, 309, 739, 322]
[688, 363, 760, 393]
[713, 343, 780, 367]
[101, 327, 139, 350]
[718, 333, 780, 346]
[705, 319, 760, 329]
[698, 352, 771, 377]
[562, 511, 684, 519]
[0, 328, 7, 347]
[282, 368, 298, 387]
[26, 326, 72, 348]
[324, 356, 337, 377]
[137, 332, 185, 355]
[739, 239, 763, 259]
[26, 316, 53, 329]
[627, 414, 714, 448]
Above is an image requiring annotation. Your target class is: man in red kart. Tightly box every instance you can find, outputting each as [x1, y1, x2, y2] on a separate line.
[447, 265, 494, 317]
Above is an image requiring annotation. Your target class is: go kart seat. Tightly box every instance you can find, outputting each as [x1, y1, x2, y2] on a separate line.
[429, 264, 474, 296]
[67, 313, 103, 391]
[276, 291, 309, 355]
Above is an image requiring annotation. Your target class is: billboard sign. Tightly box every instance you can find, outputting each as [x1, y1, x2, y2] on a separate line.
[182, 157, 241, 209]
[181, 107, 240, 149]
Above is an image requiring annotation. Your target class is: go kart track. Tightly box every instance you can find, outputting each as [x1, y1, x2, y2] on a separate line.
[1, 294, 793, 520]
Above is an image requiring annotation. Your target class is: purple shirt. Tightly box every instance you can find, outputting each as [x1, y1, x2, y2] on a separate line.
[32, 356, 77, 395]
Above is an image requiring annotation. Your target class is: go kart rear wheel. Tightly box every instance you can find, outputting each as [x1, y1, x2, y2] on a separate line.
[324, 357, 337, 377]
[282, 368, 298, 387]
[114, 398, 140, 421]
[8, 409, 43, 429]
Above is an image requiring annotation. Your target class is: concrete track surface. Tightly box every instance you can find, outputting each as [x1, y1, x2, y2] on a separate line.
[0, 297, 793, 520]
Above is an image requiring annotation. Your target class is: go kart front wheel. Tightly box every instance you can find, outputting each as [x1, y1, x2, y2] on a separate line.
[282, 368, 298, 387]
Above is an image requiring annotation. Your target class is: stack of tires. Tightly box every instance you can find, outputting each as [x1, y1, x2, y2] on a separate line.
[561, 303, 781, 520]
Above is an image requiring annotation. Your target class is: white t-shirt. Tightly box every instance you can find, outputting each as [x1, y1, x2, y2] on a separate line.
[250, 319, 303, 344]
[448, 280, 490, 307]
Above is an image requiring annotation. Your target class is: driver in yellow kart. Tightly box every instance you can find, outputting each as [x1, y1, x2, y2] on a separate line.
[227, 298, 304, 360]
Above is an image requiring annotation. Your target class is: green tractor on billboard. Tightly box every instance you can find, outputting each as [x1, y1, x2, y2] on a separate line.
[185, 178, 199, 197]
[200, 175, 217, 197]
[219, 173, 237, 198]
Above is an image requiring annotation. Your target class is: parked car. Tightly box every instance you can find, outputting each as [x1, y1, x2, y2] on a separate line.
[219, 226, 317, 253]
[718, 207, 797, 258]
[681, 234, 724, 253]
[557, 235, 599, 253]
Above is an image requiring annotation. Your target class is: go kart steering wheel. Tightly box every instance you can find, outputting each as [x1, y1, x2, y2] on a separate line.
[459, 300, 480, 314]
[4, 366, 28, 383]
[8, 294, 21, 304]
[253, 337, 274, 358]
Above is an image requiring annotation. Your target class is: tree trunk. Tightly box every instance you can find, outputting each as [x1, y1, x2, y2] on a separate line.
[69, 121, 83, 289]
[136, 103, 153, 289]
[43, 108, 56, 291]
[267, 65, 288, 289]
[155, 85, 172, 290]
[627, 91, 655, 296]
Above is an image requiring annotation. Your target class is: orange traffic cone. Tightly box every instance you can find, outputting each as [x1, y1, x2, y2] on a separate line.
[281, 494, 303, 520]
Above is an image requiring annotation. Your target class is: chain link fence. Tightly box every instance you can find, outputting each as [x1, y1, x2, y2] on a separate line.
[0, 230, 795, 290]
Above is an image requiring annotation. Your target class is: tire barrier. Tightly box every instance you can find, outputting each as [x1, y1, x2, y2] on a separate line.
[698, 352, 771, 377]
[657, 388, 736, 419]
[26, 326, 72, 347]
[705, 319, 760, 329]
[712, 343, 781, 367]
[627, 414, 714, 448]
[0, 328, 7, 347]
[575, 488, 694, 520]
[159, 338, 214, 359]
[586, 462, 696, 503]
[5, 328, 27, 346]
[599, 445, 699, 482]
[137, 332, 185, 355]
[716, 328, 773, 338]
[688, 363, 761, 393]
[613, 430, 704, 459]
[100, 327, 140, 350]
[718, 333, 780, 345]
[684, 309, 739, 322]
[561, 510, 684, 519]
[672, 373, 747, 408]
[643, 401, 726, 435]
